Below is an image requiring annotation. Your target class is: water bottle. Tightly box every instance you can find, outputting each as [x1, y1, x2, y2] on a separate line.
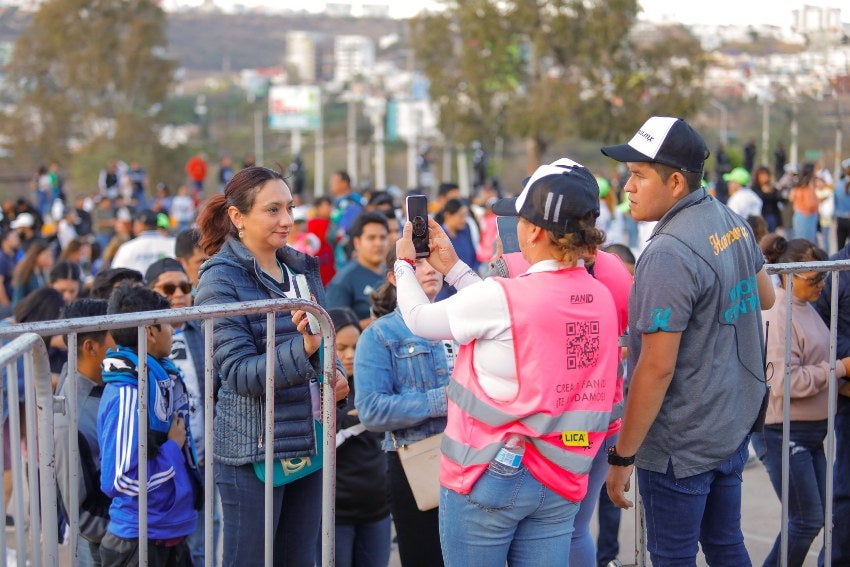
[488, 434, 525, 475]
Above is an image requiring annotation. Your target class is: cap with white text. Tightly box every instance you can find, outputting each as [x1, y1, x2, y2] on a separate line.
[601, 116, 709, 174]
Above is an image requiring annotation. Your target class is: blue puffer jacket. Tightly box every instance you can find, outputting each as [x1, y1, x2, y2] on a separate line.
[195, 237, 336, 466]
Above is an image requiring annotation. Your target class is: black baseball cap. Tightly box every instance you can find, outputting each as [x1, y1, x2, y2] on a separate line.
[144, 257, 185, 286]
[601, 116, 709, 174]
[491, 158, 600, 233]
[135, 209, 159, 228]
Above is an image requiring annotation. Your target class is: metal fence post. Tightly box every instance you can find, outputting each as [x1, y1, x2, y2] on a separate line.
[66, 333, 80, 566]
[319, 308, 337, 567]
[32, 336, 57, 567]
[264, 313, 275, 567]
[7, 360, 27, 565]
[137, 327, 149, 566]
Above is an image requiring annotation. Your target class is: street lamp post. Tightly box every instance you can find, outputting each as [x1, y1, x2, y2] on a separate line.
[709, 99, 728, 147]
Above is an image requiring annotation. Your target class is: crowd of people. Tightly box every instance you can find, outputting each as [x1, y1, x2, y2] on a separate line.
[0, 117, 848, 567]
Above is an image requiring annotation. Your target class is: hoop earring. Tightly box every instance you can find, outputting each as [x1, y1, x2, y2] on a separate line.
[238, 227, 244, 239]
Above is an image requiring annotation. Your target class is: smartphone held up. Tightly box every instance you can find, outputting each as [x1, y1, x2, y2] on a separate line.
[406, 195, 430, 258]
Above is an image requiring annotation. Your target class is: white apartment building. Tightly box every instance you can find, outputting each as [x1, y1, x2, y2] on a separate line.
[334, 35, 376, 84]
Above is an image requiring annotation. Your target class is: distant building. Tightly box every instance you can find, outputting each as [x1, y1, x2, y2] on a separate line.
[334, 35, 376, 84]
[287, 31, 319, 84]
[793, 5, 843, 35]
[361, 4, 390, 18]
[326, 3, 353, 17]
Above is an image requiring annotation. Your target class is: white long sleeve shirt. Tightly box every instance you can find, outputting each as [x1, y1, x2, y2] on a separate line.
[395, 258, 567, 401]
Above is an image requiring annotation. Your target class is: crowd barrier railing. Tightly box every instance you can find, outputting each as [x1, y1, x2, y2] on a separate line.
[0, 298, 336, 567]
[621, 258, 850, 567]
[4, 259, 849, 567]
[0, 332, 56, 567]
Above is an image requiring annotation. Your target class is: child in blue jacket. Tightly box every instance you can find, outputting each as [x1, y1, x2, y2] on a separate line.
[97, 285, 201, 566]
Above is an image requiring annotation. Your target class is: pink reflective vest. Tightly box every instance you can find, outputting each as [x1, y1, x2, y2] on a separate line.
[501, 251, 631, 434]
[440, 266, 619, 502]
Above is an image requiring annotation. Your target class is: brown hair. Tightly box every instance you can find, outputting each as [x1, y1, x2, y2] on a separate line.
[59, 237, 87, 262]
[369, 247, 398, 319]
[196, 166, 286, 256]
[12, 239, 51, 288]
[649, 162, 703, 193]
[544, 213, 605, 266]
[760, 234, 826, 266]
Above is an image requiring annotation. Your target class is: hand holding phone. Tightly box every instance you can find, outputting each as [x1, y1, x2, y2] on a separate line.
[294, 274, 320, 335]
[406, 195, 430, 259]
[497, 216, 520, 254]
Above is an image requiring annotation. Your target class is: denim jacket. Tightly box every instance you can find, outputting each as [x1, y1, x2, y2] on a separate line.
[354, 308, 452, 451]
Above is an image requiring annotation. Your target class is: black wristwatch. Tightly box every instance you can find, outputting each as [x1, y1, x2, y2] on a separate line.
[607, 445, 636, 467]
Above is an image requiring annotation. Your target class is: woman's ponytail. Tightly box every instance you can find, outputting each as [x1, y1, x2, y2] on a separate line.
[197, 193, 233, 256]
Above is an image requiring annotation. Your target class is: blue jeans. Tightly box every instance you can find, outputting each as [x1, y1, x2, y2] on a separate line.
[760, 421, 826, 566]
[571, 434, 617, 566]
[186, 481, 221, 566]
[637, 437, 751, 567]
[596, 480, 622, 566]
[439, 465, 580, 567]
[793, 211, 818, 243]
[215, 463, 322, 567]
[73, 536, 101, 567]
[764, 212, 781, 234]
[333, 516, 392, 567]
[830, 395, 850, 563]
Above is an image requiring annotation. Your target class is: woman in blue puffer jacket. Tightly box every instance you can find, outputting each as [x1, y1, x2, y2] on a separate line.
[194, 166, 348, 567]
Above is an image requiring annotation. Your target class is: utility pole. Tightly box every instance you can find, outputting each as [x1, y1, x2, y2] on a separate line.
[314, 93, 324, 196]
[346, 98, 358, 182]
[710, 99, 728, 147]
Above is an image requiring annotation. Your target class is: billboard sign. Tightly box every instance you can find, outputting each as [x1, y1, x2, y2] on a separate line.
[268, 85, 321, 131]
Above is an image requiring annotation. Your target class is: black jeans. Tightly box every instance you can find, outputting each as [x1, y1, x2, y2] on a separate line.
[386, 451, 444, 567]
[99, 531, 193, 567]
[836, 217, 850, 251]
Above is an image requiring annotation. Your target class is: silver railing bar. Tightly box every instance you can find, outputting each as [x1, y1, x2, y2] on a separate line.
[0, 298, 327, 339]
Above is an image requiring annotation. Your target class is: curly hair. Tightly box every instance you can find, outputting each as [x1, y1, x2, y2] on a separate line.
[543, 212, 606, 266]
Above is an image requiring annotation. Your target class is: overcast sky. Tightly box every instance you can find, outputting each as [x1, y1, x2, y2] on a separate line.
[179, 0, 846, 28]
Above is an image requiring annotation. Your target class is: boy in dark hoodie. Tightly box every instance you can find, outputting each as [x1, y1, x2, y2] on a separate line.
[97, 285, 200, 566]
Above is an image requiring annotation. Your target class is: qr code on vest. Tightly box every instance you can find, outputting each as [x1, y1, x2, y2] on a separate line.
[565, 321, 600, 369]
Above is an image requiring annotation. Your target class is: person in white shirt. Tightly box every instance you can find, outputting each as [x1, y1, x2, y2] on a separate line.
[110, 209, 175, 275]
[725, 167, 763, 220]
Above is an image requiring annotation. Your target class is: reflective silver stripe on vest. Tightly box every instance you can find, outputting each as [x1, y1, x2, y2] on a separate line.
[441, 434, 502, 466]
[448, 380, 611, 434]
[529, 438, 595, 474]
[441, 433, 595, 475]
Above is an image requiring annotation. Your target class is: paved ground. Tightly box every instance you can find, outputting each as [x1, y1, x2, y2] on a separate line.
[10, 456, 819, 566]
[384, 457, 819, 567]
[594, 459, 820, 567]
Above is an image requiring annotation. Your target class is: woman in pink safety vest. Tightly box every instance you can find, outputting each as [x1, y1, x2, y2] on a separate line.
[394, 159, 620, 566]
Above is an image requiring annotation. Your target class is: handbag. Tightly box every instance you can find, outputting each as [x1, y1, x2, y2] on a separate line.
[253, 420, 323, 487]
[394, 433, 443, 511]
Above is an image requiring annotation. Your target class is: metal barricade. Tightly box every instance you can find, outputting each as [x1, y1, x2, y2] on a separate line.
[0, 298, 337, 567]
[619, 258, 850, 567]
[765, 258, 850, 567]
[7, 259, 849, 567]
[0, 332, 57, 567]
